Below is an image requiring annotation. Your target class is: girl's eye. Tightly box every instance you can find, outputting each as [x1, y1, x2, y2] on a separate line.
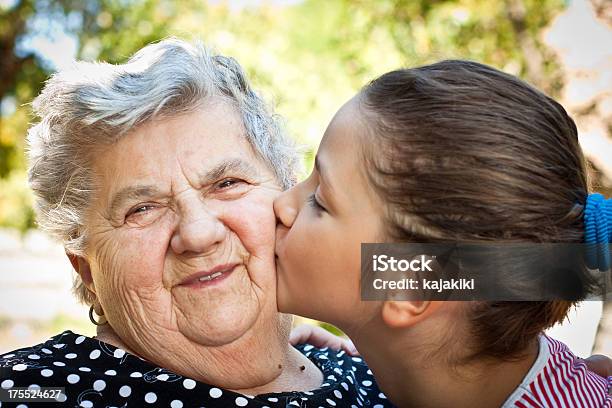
[307, 193, 326, 213]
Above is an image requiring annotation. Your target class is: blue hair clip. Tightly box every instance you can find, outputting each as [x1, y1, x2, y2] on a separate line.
[584, 193, 611, 270]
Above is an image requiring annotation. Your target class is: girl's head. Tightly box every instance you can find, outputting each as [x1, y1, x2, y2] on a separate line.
[275, 60, 591, 360]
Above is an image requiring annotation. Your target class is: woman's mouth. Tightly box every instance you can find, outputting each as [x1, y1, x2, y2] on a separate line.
[179, 264, 238, 289]
[198, 271, 224, 281]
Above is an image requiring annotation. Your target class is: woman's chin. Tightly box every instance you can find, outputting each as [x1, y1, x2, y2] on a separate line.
[177, 309, 260, 347]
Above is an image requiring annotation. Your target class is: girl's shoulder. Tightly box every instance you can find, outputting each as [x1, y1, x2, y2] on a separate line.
[503, 334, 612, 407]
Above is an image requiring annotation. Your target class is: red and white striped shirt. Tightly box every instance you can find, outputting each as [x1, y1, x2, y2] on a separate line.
[503, 334, 612, 407]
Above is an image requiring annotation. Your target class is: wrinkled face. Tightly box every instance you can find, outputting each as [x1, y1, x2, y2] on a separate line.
[85, 100, 284, 356]
[274, 96, 384, 329]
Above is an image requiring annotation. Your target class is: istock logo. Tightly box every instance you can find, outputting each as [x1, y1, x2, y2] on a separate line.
[362, 243, 611, 301]
[372, 254, 433, 272]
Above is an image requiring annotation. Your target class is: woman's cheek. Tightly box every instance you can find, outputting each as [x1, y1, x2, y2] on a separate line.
[92, 236, 123, 297]
[220, 193, 277, 291]
[223, 193, 277, 256]
[101, 216, 173, 291]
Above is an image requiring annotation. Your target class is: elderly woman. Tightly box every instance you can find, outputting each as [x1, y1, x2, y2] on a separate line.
[0, 39, 392, 407]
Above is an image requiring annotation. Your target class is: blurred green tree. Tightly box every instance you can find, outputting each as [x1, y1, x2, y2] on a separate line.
[0, 0, 188, 230]
[0, 0, 568, 232]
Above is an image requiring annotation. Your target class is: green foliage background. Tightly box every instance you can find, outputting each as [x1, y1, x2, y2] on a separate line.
[0, 0, 567, 232]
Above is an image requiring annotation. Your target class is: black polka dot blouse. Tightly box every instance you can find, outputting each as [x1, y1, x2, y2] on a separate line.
[0, 331, 395, 407]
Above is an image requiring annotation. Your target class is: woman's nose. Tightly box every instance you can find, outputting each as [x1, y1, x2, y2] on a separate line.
[170, 203, 226, 255]
[274, 187, 299, 229]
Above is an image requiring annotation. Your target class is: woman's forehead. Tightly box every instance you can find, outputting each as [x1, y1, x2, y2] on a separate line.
[101, 104, 246, 161]
[91, 105, 272, 200]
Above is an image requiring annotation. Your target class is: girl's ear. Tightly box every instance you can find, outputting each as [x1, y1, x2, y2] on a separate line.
[381, 300, 441, 328]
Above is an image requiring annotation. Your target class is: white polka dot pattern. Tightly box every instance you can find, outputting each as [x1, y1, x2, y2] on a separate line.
[0, 331, 394, 407]
[235, 396, 249, 406]
[119, 385, 131, 397]
[67, 374, 80, 384]
[144, 392, 157, 403]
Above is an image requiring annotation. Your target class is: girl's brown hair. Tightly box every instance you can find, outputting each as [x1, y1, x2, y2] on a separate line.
[360, 60, 588, 360]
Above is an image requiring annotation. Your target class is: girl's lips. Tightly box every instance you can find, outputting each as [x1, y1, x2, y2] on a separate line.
[179, 264, 239, 289]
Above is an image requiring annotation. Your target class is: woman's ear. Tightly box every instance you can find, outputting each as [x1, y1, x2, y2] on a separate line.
[66, 252, 94, 291]
[381, 300, 440, 328]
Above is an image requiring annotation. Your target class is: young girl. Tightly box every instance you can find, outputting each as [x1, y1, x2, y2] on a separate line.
[274, 60, 612, 407]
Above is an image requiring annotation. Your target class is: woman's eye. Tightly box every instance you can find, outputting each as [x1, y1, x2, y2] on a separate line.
[307, 193, 326, 213]
[125, 205, 157, 223]
[131, 205, 154, 215]
[217, 178, 242, 189]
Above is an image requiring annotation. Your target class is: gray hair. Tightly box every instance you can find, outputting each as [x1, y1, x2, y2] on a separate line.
[27, 38, 301, 305]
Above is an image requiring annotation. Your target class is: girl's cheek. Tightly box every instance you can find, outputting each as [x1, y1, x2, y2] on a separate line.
[286, 213, 314, 260]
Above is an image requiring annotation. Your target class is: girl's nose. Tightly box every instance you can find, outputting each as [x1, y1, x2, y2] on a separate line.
[273, 187, 299, 229]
